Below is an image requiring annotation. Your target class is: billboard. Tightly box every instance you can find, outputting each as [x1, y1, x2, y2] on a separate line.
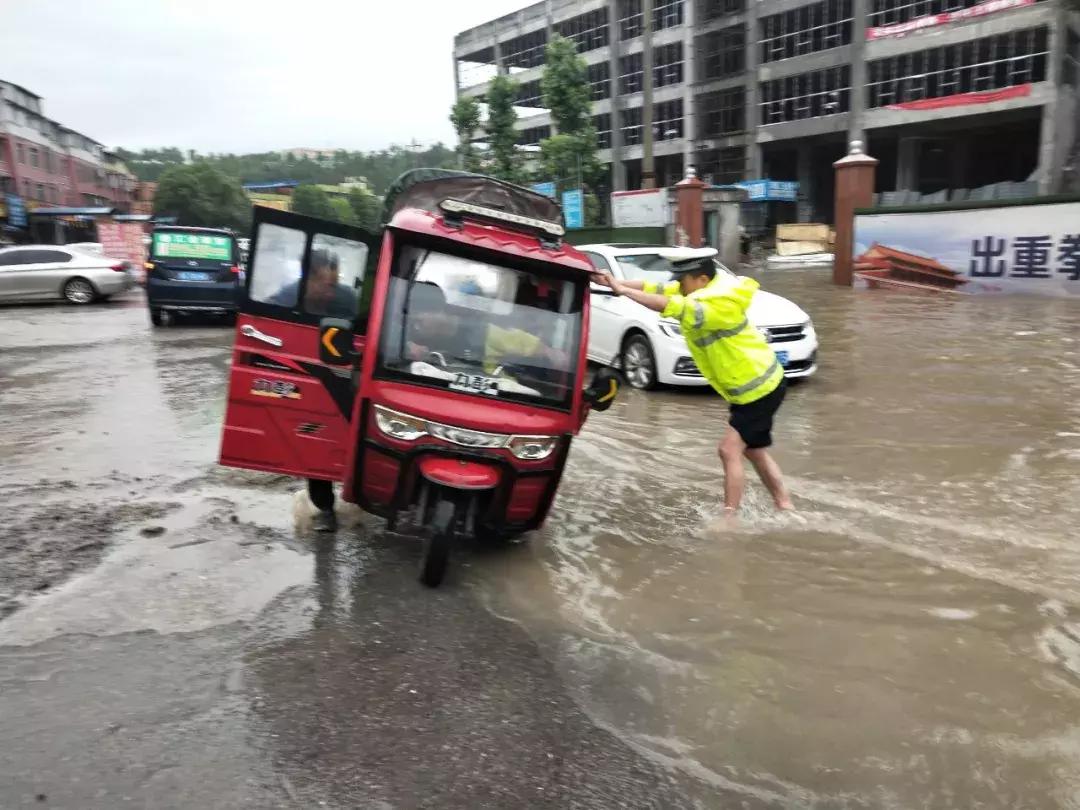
[853, 200, 1080, 296]
[611, 188, 669, 228]
[736, 180, 799, 202]
[867, 0, 1034, 38]
[97, 222, 148, 268]
[562, 189, 584, 229]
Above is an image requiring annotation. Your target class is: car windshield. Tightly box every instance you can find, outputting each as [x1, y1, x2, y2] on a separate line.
[377, 245, 583, 409]
[615, 253, 736, 285]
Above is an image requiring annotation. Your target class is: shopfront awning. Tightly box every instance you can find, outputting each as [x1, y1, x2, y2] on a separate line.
[29, 207, 115, 217]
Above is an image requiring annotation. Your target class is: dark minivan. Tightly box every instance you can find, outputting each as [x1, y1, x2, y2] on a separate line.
[145, 226, 243, 326]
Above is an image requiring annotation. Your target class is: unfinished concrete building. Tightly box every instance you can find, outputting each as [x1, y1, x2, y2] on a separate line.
[454, 0, 1080, 222]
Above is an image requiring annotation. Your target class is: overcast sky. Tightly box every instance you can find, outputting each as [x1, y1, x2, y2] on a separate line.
[3, 1, 522, 154]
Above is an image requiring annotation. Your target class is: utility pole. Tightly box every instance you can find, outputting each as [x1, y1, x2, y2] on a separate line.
[641, 0, 656, 189]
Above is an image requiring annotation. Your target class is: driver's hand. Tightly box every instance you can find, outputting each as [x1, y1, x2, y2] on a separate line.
[406, 341, 428, 360]
[590, 272, 614, 289]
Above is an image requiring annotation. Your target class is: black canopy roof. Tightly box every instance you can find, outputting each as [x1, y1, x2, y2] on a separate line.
[380, 168, 562, 227]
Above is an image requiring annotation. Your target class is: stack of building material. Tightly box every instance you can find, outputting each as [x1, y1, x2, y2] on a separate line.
[766, 223, 834, 270]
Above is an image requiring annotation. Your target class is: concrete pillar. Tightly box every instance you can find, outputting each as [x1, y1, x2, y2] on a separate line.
[608, 0, 627, 191]
[847, 0, 868, 146]
[674, 167, 707, 247]
[1037, 100, 1058, 195]
[745, 6, 762, 180]
[796, 142, 813, 222]
[833, 140, 878, 286]
[492, 23, 504, 76]
[682, 0, 696, 174]
[641, 0, 656, 188]
[896, 137, 918, 191]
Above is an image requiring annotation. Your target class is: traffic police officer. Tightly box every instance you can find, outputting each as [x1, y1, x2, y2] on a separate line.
[593, 248, 793, 514]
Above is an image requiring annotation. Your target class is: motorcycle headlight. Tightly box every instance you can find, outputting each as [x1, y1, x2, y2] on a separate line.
[428, 422, 508, 449]
[659, 319, 682, 338]
[508, 435, 558, 461]
[374, 406, 428, 441]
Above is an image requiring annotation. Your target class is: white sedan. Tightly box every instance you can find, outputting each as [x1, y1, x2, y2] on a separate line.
[0, 244, 135, 305]
[579, 244, 819, 390]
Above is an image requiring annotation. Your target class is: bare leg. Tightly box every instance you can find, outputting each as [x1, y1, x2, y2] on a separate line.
[718, 427, 748, 511]
[744, 448, 793, 510]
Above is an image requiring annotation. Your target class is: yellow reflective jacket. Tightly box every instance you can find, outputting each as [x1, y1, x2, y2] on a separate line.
[644, 275, 783, 404]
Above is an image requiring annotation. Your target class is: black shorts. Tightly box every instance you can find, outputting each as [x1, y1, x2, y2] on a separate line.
[729, 381, 786, 449]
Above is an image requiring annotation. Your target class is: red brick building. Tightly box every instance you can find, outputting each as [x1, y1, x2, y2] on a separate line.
[0, 80, 137, 221]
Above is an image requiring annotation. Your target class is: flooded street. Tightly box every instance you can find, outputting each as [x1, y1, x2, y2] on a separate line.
[2, 275, 1080, 808]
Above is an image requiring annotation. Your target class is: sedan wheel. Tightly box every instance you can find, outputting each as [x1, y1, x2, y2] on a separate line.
[63, 278, 96, 305]
[621, 335, 658, 390]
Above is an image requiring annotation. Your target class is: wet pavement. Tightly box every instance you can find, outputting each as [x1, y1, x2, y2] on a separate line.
[1, 276, 1080, 808]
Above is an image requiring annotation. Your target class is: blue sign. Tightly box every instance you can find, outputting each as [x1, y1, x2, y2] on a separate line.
[562, 189, 584, 229]
[5, 194, 27, 228]
[737, 180, 799, 202]
[531, 181, 557, 199]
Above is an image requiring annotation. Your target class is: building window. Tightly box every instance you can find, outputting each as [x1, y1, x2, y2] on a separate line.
[868, 0, 1044, 29]
[619, 52, 644, 94]
[501, 29, 547, 70]
[1065, 28, 1080, 86]
[654, 99, 685, 140]
[699, 88, 746, 137]
[16, 143, 25, 164]
[702, 0, 746, 22]
[555, 8, 610, 53]
[35, 183, 44, 200]
[22, 179, 30, 197]
[618, 0, 645, 40]
[516, 80, 543, 108]
[655, 0, 685, 30]
[588, 61, 612, 100]
[654, 43, 685, 87]
[867, 27, 1049, 107]
[698, 146, 747, 184]
[760, 0, 853, 63]
[29, 147, 39, 168]
[759, 65, 851, 124]
[594, 114, 613, 149]
[701, 26, 745, 80]
[517, 126, 551, 147]
[621, 107, 643, 145]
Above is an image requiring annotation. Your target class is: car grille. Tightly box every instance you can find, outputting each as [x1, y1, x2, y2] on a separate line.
[764, 323, 807, 344]
[784, 351, 817, 374]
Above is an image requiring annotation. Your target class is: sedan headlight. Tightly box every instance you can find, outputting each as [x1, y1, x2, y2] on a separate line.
[659, 319, 682, 338]
[375, 407, 428, 441]
[508, 435, 558, 461]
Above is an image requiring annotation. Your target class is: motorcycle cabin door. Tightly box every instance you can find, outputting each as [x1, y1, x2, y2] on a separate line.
[219, 206, 378, 480]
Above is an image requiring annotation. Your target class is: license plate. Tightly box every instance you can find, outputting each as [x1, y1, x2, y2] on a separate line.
[450, 372, 500, 396]
[177, 271, 210, 281]
[776, 350, 790, 367]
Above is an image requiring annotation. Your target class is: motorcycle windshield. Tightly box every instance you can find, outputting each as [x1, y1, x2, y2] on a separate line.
[376, 245, 583, 410]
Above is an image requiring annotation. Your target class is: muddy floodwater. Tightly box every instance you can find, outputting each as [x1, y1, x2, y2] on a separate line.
[2, 274, 1080, 809]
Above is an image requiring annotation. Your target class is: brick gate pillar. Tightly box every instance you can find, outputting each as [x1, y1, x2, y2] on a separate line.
[833, 141, 878, 287]
[674, 166, 707, 247]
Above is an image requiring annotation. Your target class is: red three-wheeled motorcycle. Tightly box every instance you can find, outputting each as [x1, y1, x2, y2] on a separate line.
[218, 170, 620, 585]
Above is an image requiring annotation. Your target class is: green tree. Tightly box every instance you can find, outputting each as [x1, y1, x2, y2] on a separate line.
[486, 74, 521, 183]
[329, 197, 357, 225]
[449, 96, 483, 173]
[538, 34, 605, 223]
[348, 187, 382, 230]
[154, 163, 251, 233]
[290, 185, 337, 220]
[541, 35, 592, 135]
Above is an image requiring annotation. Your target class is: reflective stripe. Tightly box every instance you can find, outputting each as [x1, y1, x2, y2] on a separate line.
[692, 301, 705, 329]
[725, 358, 780, 398]
[693, 318, 749, 347]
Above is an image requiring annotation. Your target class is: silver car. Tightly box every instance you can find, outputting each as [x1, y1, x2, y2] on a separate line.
[0, 244, 135, 305]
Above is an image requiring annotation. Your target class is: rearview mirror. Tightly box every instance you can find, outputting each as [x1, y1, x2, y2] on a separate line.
[319, 317, 357, 366]
[584, 367, 621, 412]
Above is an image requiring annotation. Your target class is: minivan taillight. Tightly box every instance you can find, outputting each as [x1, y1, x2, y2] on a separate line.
[230, 265, 242, 275]
[111, 262, 127, 272]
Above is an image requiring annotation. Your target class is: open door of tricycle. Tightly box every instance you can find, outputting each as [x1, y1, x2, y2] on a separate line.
[219, 206, 379, 480]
